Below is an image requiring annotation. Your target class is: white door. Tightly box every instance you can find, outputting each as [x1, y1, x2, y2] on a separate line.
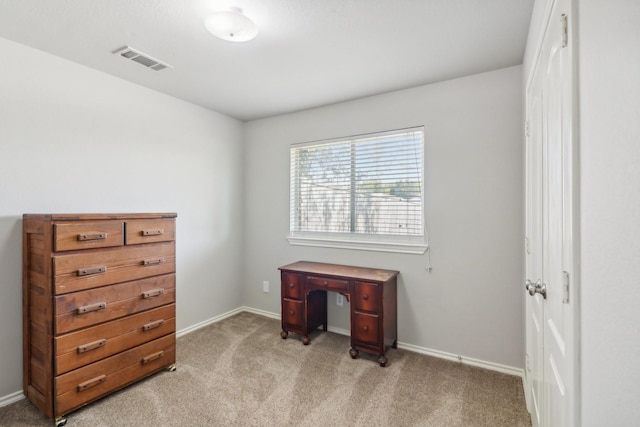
[525, 0, 578, 425]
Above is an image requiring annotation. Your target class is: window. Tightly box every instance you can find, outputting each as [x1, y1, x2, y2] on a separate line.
[288, 126, 427, 254]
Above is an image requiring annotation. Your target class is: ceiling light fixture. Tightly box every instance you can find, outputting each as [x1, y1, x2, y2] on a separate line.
[205, 7, 258, 42]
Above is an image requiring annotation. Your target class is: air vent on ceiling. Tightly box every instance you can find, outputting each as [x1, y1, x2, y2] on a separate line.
[113, 46, 173, 71]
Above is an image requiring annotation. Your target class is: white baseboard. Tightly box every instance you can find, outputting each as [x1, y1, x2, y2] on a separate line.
[0, 390, 24, 408]
[240, 308, 524, 378]
[1, 306, 523, 408]
[241, 306, 280, 320]
[397, 341, 524, 377]
[176, 306, 245, 337]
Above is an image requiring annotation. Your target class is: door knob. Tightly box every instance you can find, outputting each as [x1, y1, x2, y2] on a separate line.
[525, 279, 537, 296]
[525, 279, 547, 299]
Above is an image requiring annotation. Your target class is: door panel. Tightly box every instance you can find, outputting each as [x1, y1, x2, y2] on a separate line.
[526, 58, 544, 427]
[525, 0, 576, 426]
[542, 4, 574, 426]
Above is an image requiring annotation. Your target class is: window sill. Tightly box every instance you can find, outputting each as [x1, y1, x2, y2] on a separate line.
[286, 235, 428, 254]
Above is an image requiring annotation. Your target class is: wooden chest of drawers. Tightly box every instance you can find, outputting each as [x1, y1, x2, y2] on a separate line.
[22, 213, 177, 424]
[279, 261, 398, 367]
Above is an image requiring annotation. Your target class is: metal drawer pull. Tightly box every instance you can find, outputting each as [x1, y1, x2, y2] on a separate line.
[77, 374, 106, 392]
[323, 281, 328, 286]
[77, 233, 107, 241]
[142, 229, 164, 236]
[142, 258, 164, 266]
[289, 283, 295, 288]
[289, 310, 295, 316]
[362, 326, 369, 332]
[142, 288, 165, 299]
[77, 339, 106, 354]
[142, 319, 165, 331]
[77, 302, 107, 314]
[362, 294, 369, 300]
[77, 266, 107, 276]
[142, 351, 164, 364]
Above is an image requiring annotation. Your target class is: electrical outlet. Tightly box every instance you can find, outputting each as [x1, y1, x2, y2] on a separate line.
[262, 281, 269, 293]
[336, 294, 344, 306]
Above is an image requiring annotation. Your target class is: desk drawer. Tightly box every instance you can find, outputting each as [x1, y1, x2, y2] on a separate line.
[53, 242, 175, 295]
[55, 274, 176, 334]
[55, 304, 176, 375]
[54, 221, 124, 252]
[125, 219, 175, 245]
[282, 273, 302, 300]
[307, 276, 349, 292]
[282, 299, 303, 328]
[353, 282, 380, 313]
[55, 334, 175, 416]
[352, 312, 380, 347]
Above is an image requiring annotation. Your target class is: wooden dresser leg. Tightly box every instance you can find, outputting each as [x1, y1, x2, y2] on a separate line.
[349, 348, 359, 359]
[280, 330, 289, 339]
[302, 335, 311, 345]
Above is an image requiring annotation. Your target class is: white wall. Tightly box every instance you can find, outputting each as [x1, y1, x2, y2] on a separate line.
[0, 38, 245, 399]
[578, 1, 640, 425]
[243, 66, 524, 370]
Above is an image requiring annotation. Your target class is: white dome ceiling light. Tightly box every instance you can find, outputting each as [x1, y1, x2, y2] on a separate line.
[205, 7, 258, 42]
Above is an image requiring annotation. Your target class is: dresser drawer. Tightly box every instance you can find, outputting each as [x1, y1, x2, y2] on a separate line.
[282, 299, 304, 328]
[352, 312, 380, 347]
[55, 304, 175, 375]
[307, 276, 350, 292]
[282, 273, 302, 300]
[53, 221, 124, 252]
[54, 274, 175, 334]
[125, 219, 175, 245]
[55, 334, 175, 416]
[353, 282, 380, 313]
[53, 242, 176, 295]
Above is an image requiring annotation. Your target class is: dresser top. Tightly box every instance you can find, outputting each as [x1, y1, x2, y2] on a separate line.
[279, 261, 398, 283]
[23, 213, 177, 221]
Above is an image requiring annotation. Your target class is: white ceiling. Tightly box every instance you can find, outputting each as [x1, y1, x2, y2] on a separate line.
[0, 0, 533, 121]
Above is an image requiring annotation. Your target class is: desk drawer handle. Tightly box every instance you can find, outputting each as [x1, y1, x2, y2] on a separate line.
[77, 374, 106, 392]
[289, 310, 295, 316]
[323, 281, 328, 286]
[142, 319, 165, 331]
[142, 351, 164, 364]
[289, 283, 295, 288]
[77, 302, 106, 314]
[362, 294, 369, 300]
[142, 258, 164, 266]
[362, 326, 369, 332]
[77, 339, 106, 354]
[77, 233, 107, 241]
[142, 288, 165, 299]
[77, 266, 107, 276]
[142, 229, 164, 236]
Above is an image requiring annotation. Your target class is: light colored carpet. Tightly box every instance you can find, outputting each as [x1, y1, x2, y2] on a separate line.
[0, 312, 531, 426]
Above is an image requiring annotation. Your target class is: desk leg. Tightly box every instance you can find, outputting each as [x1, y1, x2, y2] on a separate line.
[377, 355, 388, 367]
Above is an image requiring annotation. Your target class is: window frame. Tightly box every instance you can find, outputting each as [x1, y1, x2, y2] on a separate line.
[287, 126, 428, 254]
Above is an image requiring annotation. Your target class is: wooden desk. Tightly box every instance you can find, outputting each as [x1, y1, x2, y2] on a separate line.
[278, 261, 398, 367]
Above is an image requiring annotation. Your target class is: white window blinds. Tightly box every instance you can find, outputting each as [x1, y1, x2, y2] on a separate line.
[289, 126, 427, 253]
